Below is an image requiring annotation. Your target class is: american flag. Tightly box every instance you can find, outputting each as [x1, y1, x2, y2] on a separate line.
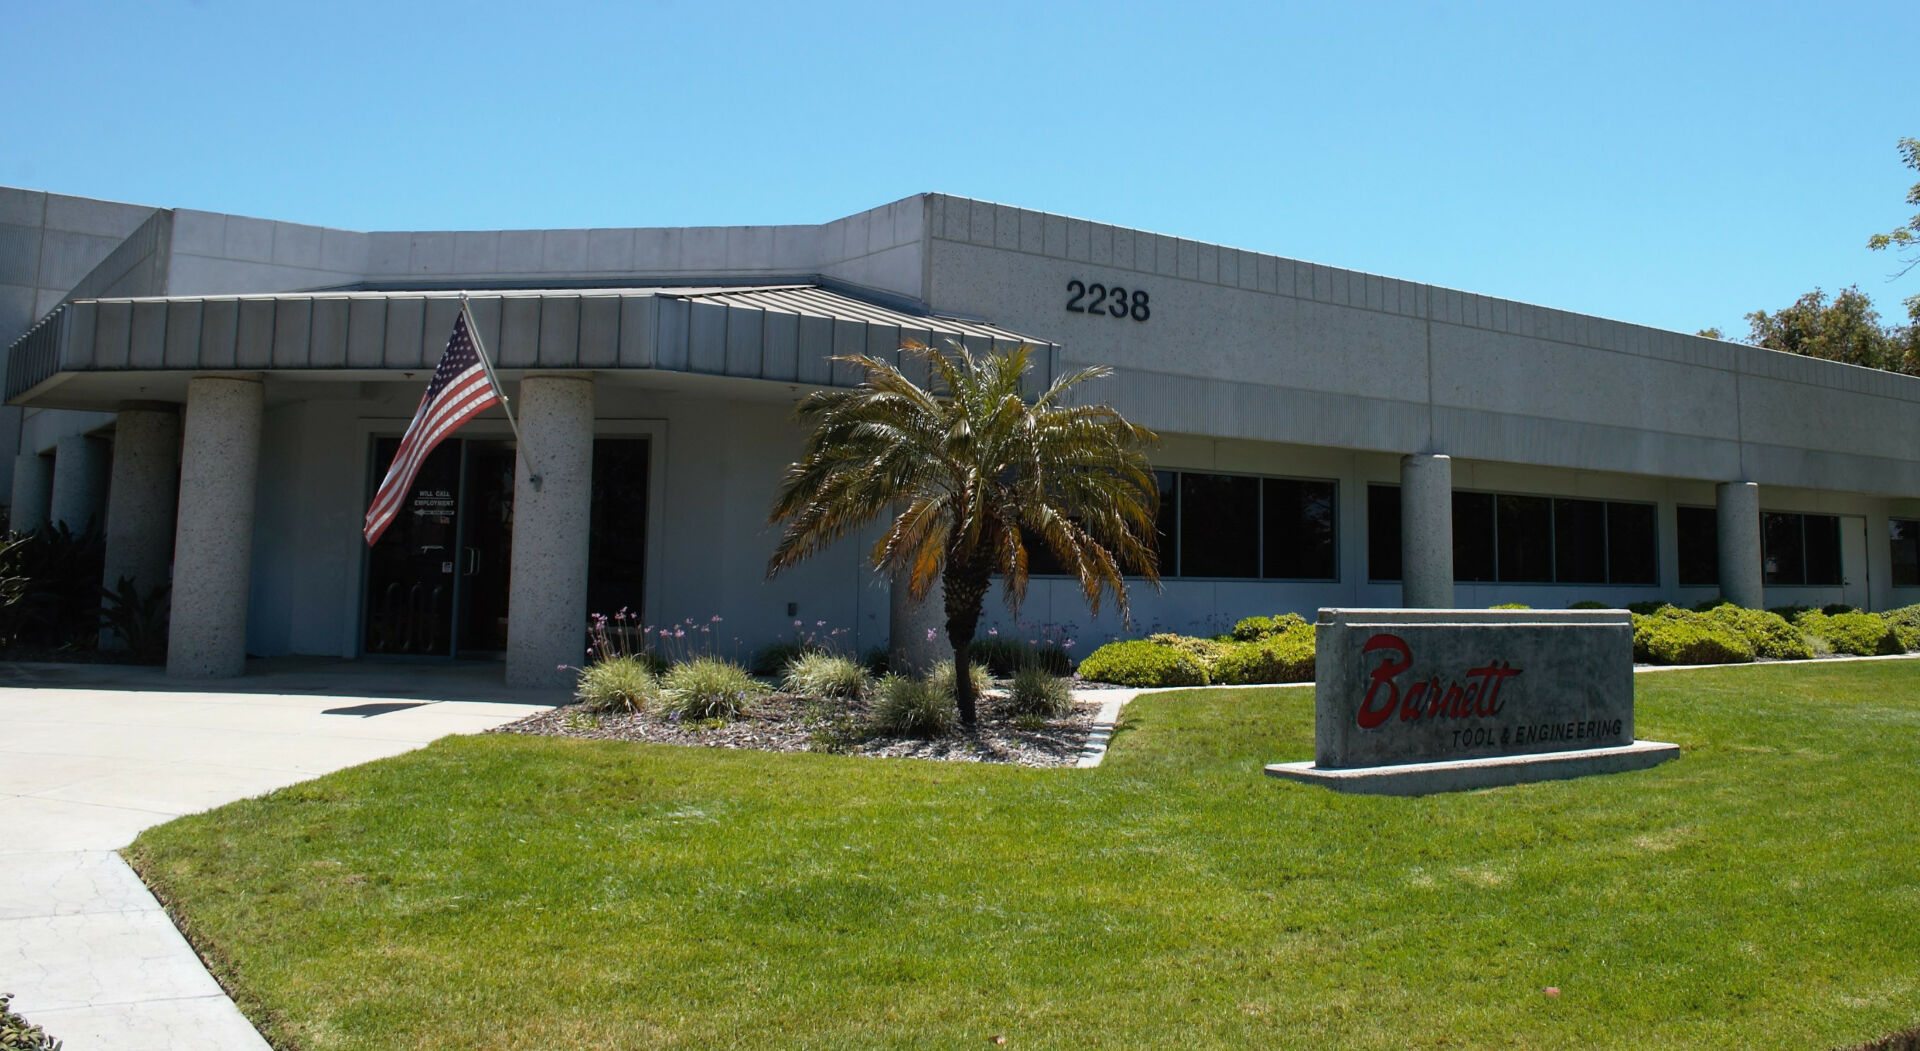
[363, 310, 502, 546]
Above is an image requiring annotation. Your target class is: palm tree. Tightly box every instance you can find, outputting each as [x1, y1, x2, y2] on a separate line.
[767, 341, 1161, 727]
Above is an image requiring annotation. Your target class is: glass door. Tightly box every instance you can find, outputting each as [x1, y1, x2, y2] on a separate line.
[363, 438, 463, 655]
[455, 441, 516, 656]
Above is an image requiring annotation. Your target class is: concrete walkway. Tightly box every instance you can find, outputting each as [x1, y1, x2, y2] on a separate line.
[0, 658, 561, 1050]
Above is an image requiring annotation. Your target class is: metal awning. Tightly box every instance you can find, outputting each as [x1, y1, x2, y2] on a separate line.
[5, 284, 1053, 405]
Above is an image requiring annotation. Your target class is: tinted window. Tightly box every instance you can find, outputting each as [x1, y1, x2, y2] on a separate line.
[1263, 478, 1337, 579]
[1553, 498, 1607, 584]
[1496, 495, 1553, 583]
[1803, 514, 1841, 586]
[1179, 473, 1259, 578]
[1762, 512, 1805, 586]
[1893, 519, 1920, 588]
[1677, 506, 1719, 587]
[1153, 470, 1178, 575]
[587, 439, 650, 620]
[1368, 484, 1402, 581]
[1453, 492, 1496, 582]
[1606, 502, 1659, 585]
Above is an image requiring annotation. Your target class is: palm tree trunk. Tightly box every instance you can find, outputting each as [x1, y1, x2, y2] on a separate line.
[943, 559, 991, 727]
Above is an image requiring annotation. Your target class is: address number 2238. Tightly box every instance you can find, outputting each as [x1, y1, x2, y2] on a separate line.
[1066, 279, 1150, 322]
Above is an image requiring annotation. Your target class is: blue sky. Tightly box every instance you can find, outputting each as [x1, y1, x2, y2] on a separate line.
[4, 0, 1914, 336]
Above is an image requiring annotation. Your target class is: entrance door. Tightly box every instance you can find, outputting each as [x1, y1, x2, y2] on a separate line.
[364, 438, 465, 655]
[1841, 514, 1870, 610]
[363, 435, 650, 657]
[363, 438, 516, 657]
[455, 442, 515, 656]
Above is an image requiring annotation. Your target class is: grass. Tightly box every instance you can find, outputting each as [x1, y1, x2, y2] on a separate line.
[125, 662, 1920, 1049]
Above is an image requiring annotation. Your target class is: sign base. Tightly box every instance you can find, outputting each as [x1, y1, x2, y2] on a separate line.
[1265, 740, 1680, 797]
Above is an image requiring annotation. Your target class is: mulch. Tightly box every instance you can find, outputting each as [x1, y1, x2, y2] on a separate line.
[491, 688, 1100, 768]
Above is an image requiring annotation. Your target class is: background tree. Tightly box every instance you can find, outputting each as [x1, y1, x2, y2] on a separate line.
[766, 343, 1160, 727]
[1743, 286, 1912, 373]
[1866, 135, 1920, 322]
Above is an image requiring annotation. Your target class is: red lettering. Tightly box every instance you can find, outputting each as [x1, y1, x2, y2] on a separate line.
[1354, 640, 1527, 730]
[1357, 634, 1411, 729]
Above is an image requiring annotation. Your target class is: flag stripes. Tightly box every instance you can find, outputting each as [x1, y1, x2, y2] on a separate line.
[363, 311, 503, 546]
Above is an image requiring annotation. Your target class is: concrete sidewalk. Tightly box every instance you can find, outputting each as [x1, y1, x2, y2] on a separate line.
[0, 659, 561, 1050]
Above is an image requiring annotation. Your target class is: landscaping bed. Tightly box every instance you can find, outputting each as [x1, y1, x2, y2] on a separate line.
[126, 661, 1920, 1049]
[494, 688, 1099, 768]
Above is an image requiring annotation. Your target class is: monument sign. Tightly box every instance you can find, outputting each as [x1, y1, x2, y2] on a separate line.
[1267, 609, 1680, 795]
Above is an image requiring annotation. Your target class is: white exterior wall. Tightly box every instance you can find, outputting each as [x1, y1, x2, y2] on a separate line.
[242, 377, 891, 660]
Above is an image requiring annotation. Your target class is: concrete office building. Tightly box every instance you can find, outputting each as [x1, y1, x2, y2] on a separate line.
[9, 186, 1920, 685]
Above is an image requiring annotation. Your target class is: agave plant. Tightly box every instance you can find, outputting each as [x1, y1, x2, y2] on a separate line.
[767, 342, 1160, 726]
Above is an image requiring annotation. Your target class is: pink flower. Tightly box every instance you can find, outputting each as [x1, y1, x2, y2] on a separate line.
[711, 615, 723, 622]
[925, 628, 937, 641]
[988, 627, 999, 636]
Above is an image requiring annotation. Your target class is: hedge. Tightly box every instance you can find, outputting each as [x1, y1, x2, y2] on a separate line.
[1793, 610, 1901, 657]
[1076, 640, 1209, 687]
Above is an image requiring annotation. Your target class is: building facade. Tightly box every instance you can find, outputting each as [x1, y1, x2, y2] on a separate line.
[8, 186, 1920, 685]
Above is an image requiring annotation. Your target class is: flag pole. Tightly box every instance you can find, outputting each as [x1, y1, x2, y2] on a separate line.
[459, 293, 543, 491]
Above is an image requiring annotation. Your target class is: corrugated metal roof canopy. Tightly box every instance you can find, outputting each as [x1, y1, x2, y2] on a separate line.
[6, 284, 1053, 404]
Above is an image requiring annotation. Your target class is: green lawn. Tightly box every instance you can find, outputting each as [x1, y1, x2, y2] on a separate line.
[127, 663, 1920, 1050]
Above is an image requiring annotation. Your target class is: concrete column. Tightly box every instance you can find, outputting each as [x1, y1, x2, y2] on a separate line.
[1400, 453, 1455, 609]
[506, 373, 595, 688]
[49, 434, 110, 533]
[100, 406, 182, 648]
[888, 572, 947, 674]
[168, 376, 264, 678]
[1716, 481, 1764, 609]
[9, 452, 52, 533]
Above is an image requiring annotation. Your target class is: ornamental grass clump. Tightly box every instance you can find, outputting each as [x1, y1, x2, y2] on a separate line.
[1793, 610, 1902, 657]
[781, 651, 870, 703]
[1006, 664, 1075, 718]
[868, 674, 957, 737]
[575, 656, 660, 713]
[659, 657, 764, 721]
[929, 659, 991, 702]
[1076, 639, 1209, 687]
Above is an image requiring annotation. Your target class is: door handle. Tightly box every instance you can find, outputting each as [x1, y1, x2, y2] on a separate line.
[464, 547, 481, 577]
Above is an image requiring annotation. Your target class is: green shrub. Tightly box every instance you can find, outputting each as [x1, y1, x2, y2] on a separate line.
[1489, 603, 1531, 610]
[1822, 603, 1859, 616]
[575, 656, 660, 713]
[929, 659, 992, 700]
[1148, 632, 1234, 667]
[1767, 604, 1815, 620]
[0, 524, 105, 651]
[1210, 632, 1316, 685]
[1626, 600, 1673, 615]
[1006, 664, 1075, 718]
[969, 637, 1073, 676]
[1076, 639, 1209, 687]
[868, 674, 956, 737]
[1231, 612, 1307, 642]
[99, 576, 169, 663]
[1567, 600, 1610, 610]
[1631, 612, 1755, 665]
[1882, 604, 1920, 651]
[0, 992, 60, 1051]
[1702, 603, 1813, 660]
[781, 651, 870, 702]
[660, 658, 764, 720]
[861, 646, 891, 675]
[1793, 610, 1901, 657]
